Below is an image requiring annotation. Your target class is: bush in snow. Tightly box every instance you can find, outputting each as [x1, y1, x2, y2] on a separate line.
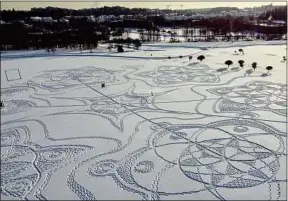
[252, 62, 257, 71]
[133, 39, 141, 50]
[238, 60, 244, 68]
[197, 55, 205, 62]
[108, 44, 113, 52]
[51, 48, 56, 54]
[266, 66, 273, 73]
[225, 60, 233, 68]
[117, 45, 124, 53]
[238, 49, 244, 55]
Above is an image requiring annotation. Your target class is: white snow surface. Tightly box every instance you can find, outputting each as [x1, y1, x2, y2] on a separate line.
[1, 41, 287, 200]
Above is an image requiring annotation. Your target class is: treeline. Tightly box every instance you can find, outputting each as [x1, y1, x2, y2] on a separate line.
[1, 21, 108, 50]
[209, 7, 240, 13]
[258, 6, 287, 22]
[1, 6, 150, 21]
[1, 5, 283, 22]
[1, 18, 286, 50]
[104, 20, 154, 29]
[0, 6, 286, 50]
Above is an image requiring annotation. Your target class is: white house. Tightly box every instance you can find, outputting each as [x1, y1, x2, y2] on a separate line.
[97, 15, 117, 22]
[59, 18, 69, 23]
[86, 15, 96, 22]
[30, 16, 42, 22]
[272, 20, 286, 25]
[42, 17, 56, 23]
[30, 16, 56, 23]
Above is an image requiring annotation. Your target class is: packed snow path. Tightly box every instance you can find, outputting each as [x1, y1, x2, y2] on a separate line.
[1, 42, 287, 200]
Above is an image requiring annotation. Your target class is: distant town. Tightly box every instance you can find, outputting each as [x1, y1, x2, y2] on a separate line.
[1, 4, 287, 50]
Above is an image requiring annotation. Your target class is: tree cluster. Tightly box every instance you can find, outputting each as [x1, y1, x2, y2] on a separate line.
[0, 6, 286, 50]
[258, 6, 287, 22]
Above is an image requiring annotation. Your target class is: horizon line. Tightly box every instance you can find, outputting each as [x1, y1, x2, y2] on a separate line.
[1, 1, 286, 11]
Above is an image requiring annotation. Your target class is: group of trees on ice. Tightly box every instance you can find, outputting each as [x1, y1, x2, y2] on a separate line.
[179, 47, 284, 75]
[224, 58, 275, 74]
[223, 49, 287, 74]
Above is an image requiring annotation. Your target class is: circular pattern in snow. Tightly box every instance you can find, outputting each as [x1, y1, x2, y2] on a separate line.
[89, 160, 118, 176]
[134, 161, 154, 174]
[178, 138, 278, 188]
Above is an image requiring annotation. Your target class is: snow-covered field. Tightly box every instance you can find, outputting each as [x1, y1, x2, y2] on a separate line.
[1, 41, 287, 200]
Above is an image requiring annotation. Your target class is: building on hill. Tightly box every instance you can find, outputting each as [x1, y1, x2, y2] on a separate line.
[97, 15, 117, 22]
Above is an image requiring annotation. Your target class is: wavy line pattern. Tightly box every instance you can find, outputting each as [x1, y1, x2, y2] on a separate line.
[1, 52, 286, 200]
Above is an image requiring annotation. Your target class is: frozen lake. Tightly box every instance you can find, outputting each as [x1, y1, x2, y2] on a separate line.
[1, 41, 287, 200]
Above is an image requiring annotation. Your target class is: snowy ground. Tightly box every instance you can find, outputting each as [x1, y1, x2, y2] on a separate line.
[1, 41, 287, 200]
